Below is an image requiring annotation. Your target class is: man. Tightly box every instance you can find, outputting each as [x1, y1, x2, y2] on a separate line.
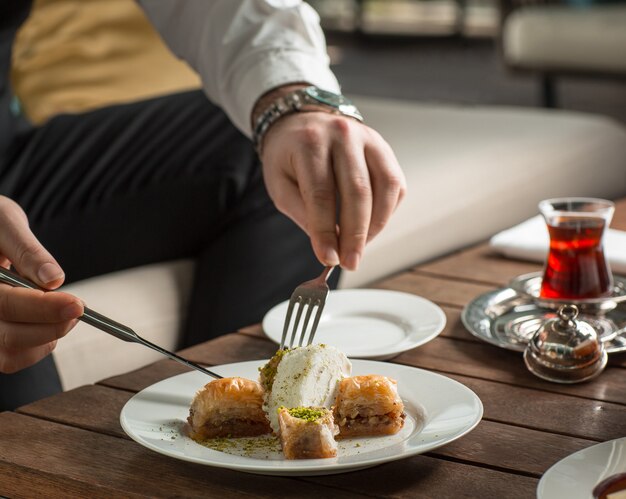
[0, 0, 405, 410]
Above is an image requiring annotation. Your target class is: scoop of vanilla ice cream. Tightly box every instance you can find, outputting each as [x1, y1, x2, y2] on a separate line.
[264, 344, 352, 433]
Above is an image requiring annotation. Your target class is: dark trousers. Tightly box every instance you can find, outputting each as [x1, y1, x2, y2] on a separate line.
[0, 90, 337, 411]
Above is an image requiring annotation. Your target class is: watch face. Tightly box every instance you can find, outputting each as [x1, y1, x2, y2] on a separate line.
[304, 86, 352, 107]
[303, 86, 363, 121]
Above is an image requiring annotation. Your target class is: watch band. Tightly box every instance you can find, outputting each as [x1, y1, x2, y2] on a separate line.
[252, 86, 363, 154]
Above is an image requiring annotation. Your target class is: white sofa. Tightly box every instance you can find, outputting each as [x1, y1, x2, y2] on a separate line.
[53, 95, 626, 390]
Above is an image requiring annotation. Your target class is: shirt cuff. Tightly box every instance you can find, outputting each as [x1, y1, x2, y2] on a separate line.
[223, 49, 341, 138]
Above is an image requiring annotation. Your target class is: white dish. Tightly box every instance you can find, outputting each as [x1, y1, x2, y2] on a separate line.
[120, 359, 482, 476]
[262, 289, 446, 359]
[538, 437, 626, 499]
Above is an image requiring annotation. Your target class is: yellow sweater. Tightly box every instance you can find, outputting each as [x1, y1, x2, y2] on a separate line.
[11, 0, 201, 125]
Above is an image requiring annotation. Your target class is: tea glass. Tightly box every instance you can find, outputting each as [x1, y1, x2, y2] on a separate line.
[539, 197, 615, 300]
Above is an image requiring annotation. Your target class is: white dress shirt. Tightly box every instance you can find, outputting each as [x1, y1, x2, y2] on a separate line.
[139, 0, 341, 137]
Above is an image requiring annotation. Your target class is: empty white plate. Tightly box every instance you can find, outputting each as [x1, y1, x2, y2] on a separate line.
[262, 289, 446, 359]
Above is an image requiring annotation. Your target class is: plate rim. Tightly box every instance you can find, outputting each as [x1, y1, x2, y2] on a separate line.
[262, 288, 447, 359]
[537, 437, 626, 499]
[120, 359, 483, 475]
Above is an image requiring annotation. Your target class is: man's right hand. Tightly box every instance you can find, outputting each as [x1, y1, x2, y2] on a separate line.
[0, 196, 83, 374]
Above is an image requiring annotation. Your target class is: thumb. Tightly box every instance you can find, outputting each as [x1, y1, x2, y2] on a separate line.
[0, 198, 65, 290]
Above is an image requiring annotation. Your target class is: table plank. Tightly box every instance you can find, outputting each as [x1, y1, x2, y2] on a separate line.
[0, 465, 146, 499]
[445, 372, 626, 442]
[99, 359, 193, 393]
[611, 198, 626, 230]
[306, 454, 538, 499]
[394, 336, 626, 406]
[238, 323, 266, 339]
[16, 385, 134, 440]
[430, 420, 592, 478]
[0, 413, 367, 499]
[178, 332, 278, 365]
[372, 271, 495, 308]
[0, 412, 538, 499]
[608, 351, 626, 369]
[415, 244, 541, 286]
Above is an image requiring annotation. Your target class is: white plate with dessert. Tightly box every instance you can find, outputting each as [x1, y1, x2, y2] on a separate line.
[262, 289, 446, 359]
[120, 345, 482, 476]
[538, 437, 626, 499]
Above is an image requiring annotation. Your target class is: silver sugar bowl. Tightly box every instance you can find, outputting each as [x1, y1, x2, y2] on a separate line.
[524, 304, 607, 383]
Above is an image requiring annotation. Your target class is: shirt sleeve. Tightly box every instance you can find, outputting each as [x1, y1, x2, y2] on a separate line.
[138, 0, 341, 137]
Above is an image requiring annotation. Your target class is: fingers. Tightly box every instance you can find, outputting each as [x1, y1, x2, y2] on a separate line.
[265, 172, 309, 235]
[364, 133, 407, 243]
[0, 196, 65, 289]
[0, 319, 77, 350]
[0, 285, 80, 362]
[331, 124, 372, 271]
[293, 144, 340, 266]
[0, 340, 57, 374]
[0, 197, 77, 374]
[0, 286, 82, 374]
[0, 287, 83, 323]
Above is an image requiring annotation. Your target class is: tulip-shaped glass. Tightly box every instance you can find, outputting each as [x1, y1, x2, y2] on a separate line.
[539, 197, 614, 300]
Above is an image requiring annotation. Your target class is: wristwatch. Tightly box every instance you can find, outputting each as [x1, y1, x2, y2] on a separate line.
[252, 86, 364, 153]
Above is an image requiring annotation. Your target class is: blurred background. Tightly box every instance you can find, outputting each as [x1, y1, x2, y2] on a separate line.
[310, 0, 626, 123]
[11, 0, 626, 125]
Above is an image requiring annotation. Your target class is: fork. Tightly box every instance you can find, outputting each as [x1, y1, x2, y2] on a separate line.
[280, 266, 335, 350]
[0, 267, 222, 380]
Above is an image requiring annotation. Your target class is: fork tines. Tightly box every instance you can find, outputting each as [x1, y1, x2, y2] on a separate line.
[279, 266, 334, 350]
[280, 293, 327, 350]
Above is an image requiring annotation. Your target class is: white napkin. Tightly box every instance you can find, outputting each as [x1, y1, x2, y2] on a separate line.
[489, 215, 626, 275]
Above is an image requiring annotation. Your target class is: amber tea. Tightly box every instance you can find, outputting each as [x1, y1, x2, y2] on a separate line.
[539, 198, 614, 300]
[540, 217, 612, 299]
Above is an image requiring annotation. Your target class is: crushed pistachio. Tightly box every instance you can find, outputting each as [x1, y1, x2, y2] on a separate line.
[258, 349, 289, 392]
[199, 436, 281, 457]
[283, 406, 327, 423]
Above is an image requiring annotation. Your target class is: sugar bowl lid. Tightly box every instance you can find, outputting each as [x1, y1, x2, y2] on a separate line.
[523, 304, 608, 383]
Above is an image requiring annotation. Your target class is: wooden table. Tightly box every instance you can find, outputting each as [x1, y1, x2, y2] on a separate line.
[2, 200, 626, 498]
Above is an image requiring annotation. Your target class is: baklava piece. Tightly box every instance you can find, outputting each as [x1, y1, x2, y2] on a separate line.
[187, 377, 271, 440]
[277, 406, 338, 459]
[260, 344, 351, 433]
[334, 375, 405, 438]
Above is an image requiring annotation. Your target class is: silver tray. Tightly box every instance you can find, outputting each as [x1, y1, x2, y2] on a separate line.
[509, 272, 626, 314]
[462, 287, 626, 353]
